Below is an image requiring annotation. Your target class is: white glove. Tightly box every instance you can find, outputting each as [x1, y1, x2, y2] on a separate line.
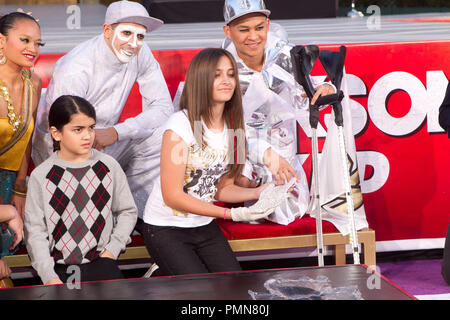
[230, 178, 296, 222]
[250, 178, 296, 212]
[230, 206, 275, 222]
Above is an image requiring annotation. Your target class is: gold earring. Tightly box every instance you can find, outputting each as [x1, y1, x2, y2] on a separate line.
[0, 50, 6, 65]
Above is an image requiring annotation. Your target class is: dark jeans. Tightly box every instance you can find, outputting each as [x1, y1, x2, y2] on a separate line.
[54, 257, 123, 284]
[143, 220, 242, 276]
[134, 217, 145, 235]
[442, 220, 450, 285]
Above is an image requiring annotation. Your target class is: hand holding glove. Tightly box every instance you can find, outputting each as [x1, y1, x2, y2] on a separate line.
[230, 179, 296, 222]
[230, 206, 275, 222]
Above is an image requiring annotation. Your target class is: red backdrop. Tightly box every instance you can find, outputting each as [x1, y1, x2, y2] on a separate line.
[34, 40, 450, 245]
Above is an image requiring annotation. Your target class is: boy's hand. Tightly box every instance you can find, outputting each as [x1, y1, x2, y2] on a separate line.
[45, 278, 63, 286]
[7, 213, 23, 250]
[0, 260, 11, 279]
[99, 249, 115, 260]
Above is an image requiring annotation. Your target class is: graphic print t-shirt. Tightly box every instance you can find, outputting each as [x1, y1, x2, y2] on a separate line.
[143, 110, 230, 228]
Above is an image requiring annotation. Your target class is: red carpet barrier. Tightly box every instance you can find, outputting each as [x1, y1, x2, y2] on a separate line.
[32, 39, 450, 251]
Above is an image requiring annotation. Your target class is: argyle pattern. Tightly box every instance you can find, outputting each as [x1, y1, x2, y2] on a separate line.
[45, 160, 112, 265]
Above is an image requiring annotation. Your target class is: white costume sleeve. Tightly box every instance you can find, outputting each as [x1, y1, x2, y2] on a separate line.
[113, 44, 174, 141]
[247, 134, 271, 165]
[45, 68, 89, 110]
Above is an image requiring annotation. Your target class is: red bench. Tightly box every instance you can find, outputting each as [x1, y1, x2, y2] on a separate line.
[4, 49, 376, 269]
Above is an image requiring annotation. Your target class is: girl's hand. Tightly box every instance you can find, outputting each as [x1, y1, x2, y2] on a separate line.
[230, 206, 274, 222]
[10, 194, 25, 221]
[7, 212, 23, 250]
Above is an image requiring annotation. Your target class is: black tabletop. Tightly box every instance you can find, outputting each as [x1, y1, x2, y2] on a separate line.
[0, 265, 414, 300]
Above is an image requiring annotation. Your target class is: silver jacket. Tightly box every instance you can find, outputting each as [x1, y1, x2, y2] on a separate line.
[223, 26, 316, 224]
[225, 26, 368, 233]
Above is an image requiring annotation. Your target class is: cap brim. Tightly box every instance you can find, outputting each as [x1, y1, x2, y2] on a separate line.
[115, 16, 164, 32]
[226, 9, 271, 25]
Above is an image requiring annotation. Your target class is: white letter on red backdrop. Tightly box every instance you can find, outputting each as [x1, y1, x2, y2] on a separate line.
[426, 70, 447, 133]
[322, 74, 368, 136]
[368, 71, 428, 136]
[357, 150, 390, 194]
[345, 74, 369, 136]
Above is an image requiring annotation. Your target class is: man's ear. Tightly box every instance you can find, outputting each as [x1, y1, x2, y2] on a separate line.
[103, 23, 113, 40]
[50, 126, 61, 141]
[223, 25, 231, 39]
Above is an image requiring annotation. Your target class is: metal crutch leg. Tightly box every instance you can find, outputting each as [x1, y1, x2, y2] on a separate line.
[290, 45, 343, 266]
[319, 46, 361, 264]
[309, 104, 324, 266]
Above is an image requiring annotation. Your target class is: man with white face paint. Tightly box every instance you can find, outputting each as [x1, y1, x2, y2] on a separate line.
[110, 24, 147, 63]
[32, 1, 174, 229]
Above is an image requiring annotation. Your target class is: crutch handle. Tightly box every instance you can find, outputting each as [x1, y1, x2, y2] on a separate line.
[309, 104, 320, 129]
[313, 90, 344, 108]
[332, 101, 344, 127]
[309, 91, 345, 129]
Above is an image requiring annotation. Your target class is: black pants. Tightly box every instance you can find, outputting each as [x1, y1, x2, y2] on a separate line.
[54, 257, 123, 284]
[134, 217, 145, 235]
[143, 220, 242, 276]
[442, 220, 450, 285]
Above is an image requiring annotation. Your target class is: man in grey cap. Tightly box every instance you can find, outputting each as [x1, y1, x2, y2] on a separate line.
[32, 0, 174, 226]
[221, 0, 369, 237]
[221, 0, 336, 225]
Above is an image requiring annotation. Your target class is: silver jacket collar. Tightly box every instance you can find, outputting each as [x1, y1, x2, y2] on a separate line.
[222, 26, 294, 96]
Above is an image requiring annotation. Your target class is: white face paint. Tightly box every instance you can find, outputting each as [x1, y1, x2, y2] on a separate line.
[111, 24, 146, 63]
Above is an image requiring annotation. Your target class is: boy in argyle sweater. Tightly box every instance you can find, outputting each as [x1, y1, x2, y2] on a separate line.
[24, 149, 138, 285]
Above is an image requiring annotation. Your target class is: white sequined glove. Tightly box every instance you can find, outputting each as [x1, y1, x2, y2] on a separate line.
[230, 179, 296, 222]
[230, 206, 275, 222]
[251, 178, 296, 212]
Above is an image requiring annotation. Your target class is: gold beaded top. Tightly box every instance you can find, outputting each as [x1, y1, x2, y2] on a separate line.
[0, 70, 31, 132]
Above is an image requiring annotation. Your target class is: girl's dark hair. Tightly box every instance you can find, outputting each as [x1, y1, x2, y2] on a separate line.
[179, 48, 247, 180]
[48, 95, 96, 151]
[0, 12, 40, 36]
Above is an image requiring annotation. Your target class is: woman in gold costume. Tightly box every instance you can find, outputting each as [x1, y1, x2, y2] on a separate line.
[0, 11, 43, 260]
